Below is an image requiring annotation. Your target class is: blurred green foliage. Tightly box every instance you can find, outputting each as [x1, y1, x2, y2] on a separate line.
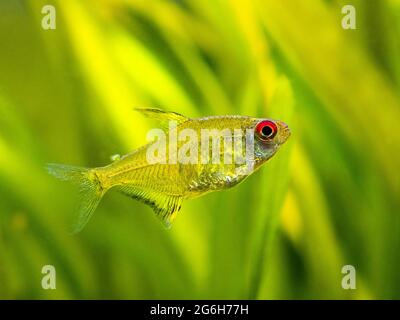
[0, 0, 399, 299]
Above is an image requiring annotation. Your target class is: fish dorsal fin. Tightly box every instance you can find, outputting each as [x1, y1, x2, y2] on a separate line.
[116, 184, 183, 228]
[135, 108, 189, 129]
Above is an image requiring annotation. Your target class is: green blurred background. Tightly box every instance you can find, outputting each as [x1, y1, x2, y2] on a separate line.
[0, 0, 399, 299]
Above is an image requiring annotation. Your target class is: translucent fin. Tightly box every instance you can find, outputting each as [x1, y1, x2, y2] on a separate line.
[117, 184, 182, 228]
[134, 108, 189, 129]
[46, 163, 106, 234]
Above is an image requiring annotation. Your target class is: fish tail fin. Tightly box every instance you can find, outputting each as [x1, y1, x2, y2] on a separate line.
[46, 163, 106, 234]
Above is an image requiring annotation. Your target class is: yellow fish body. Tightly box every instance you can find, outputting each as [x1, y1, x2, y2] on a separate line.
[47, 109, 291, 233]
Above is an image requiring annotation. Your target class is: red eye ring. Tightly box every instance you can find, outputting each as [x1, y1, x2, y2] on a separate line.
[255, 120, 277, 140]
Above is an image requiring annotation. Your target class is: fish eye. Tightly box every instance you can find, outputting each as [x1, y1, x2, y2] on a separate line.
[255, 120, 277, 140]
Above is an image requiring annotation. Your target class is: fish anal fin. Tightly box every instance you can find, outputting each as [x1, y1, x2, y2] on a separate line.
[134, 108, 189, 129]
[116, 184, 183, 228]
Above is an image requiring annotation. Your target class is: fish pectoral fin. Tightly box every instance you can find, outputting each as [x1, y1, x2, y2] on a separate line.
[116, 185, 183, 228]
[134, 108, 189, 129]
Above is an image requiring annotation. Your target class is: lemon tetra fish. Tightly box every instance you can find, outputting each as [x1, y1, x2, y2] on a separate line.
[47, 109, 291, 233]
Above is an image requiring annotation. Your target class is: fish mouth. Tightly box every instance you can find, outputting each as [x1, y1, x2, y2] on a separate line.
[283, 126, 291, 138]
[278, 122, 291, 144]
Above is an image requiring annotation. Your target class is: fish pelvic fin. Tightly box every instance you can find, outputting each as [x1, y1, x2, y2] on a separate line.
[46, 163, 106, 234]
[116, 184, 183, 228]
[134, 108, 189, 129]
